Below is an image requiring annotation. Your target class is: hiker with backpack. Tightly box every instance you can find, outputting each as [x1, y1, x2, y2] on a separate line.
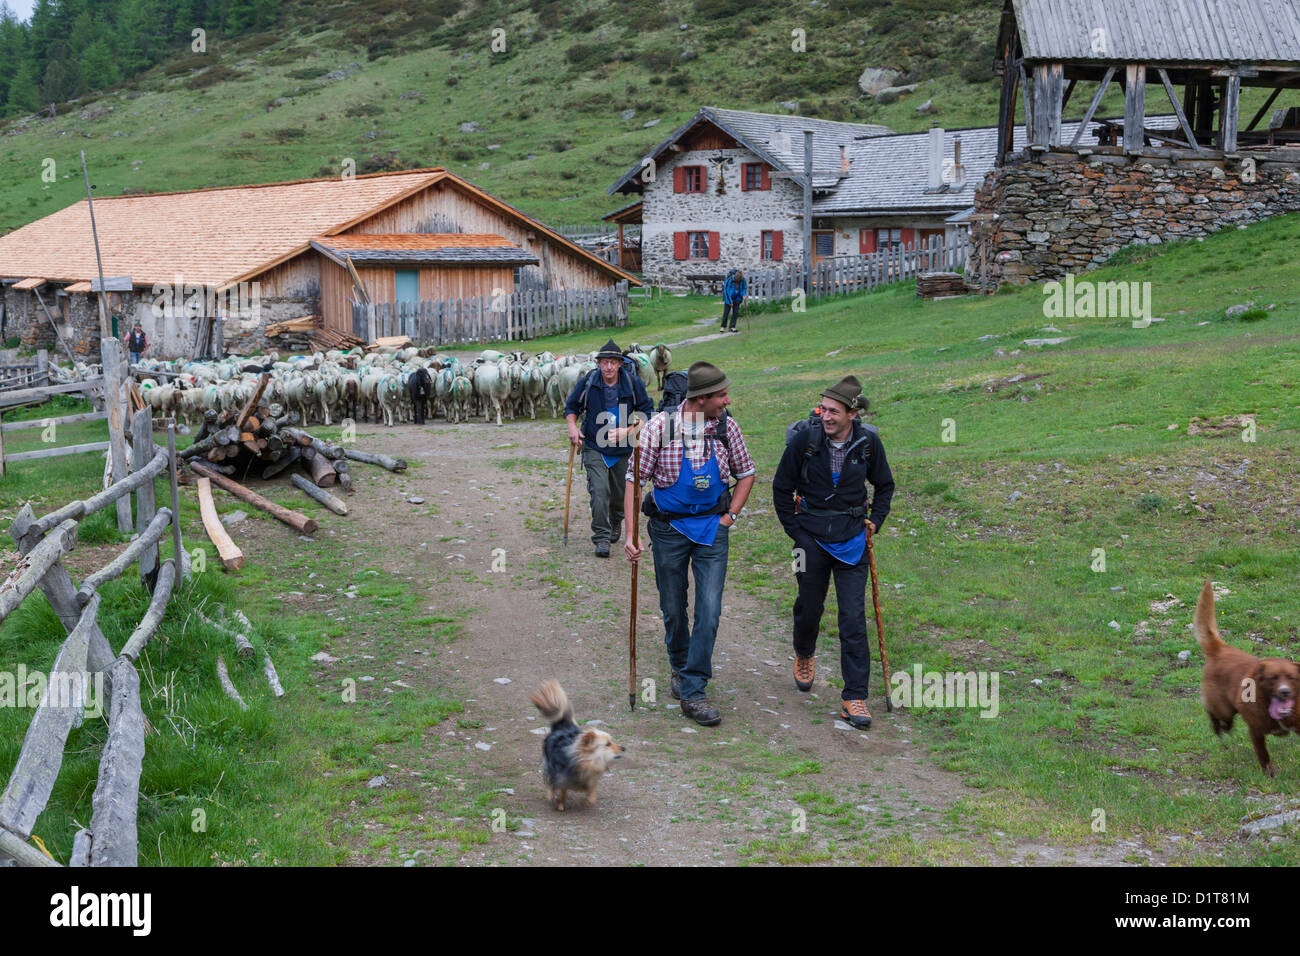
[623, 361, 756, 727]
[771, 375, 895, 730]
[564, 338, 655, 557]
[719, 268, 746, 334]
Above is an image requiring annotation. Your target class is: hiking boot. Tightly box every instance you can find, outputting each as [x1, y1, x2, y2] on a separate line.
[730, 326, 740, 333]
[681, 698, 722, 726]
[794, 655, 815, 692]
[840, 699, 872, 730]
[670, 668, 682, 700]
[594, 541, 610, 558]
[718, 325, 727, 333]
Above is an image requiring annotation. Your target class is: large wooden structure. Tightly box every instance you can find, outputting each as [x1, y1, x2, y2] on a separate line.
[996, 0, 1300, 162]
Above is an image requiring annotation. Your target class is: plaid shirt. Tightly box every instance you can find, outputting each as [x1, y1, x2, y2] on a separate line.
[626, 410, 756, 488]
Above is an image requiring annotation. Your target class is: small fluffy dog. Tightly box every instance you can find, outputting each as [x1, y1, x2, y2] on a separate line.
[1196, 580, 1300, 776]
[529, 681, 623, 810]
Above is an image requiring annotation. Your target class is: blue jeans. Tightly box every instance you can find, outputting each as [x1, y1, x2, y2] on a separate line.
[129, 351, 142, 365]
[648, 518, 729, 701]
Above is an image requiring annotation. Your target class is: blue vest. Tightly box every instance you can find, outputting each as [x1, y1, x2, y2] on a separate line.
[652, 442, 723, 546]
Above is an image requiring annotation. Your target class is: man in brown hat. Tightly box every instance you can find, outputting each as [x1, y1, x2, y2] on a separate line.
[772, 375, 894, 729]
[565, 339, 655, 557]
[624, 361, 756, 726]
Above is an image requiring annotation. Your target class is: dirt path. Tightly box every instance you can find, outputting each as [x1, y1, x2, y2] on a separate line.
[238, 415, 1168, 865]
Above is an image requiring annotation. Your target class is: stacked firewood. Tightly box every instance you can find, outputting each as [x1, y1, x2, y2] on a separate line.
[916, 272, 971, 299]
[265, 315, 364, 353]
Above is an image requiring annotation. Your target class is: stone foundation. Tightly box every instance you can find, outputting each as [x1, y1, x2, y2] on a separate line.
[971, 150, 1300, 286]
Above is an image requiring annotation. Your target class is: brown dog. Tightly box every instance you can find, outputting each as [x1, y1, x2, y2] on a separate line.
[1196, 580, 1300, 776]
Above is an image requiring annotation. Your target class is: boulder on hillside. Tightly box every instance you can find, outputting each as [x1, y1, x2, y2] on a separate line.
[875, 83, 918, 104]
[858, 67, 902, 96]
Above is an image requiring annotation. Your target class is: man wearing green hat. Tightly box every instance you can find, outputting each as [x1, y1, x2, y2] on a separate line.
[624, 361, 756, 726]
[565, 338, 655, 557]
[772, 375, 894, 729]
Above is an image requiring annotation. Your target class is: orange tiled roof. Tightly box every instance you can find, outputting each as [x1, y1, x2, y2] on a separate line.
[11, 277, 46, 290]
[320, 234, 515, 250]
[0, 169, 448, 289]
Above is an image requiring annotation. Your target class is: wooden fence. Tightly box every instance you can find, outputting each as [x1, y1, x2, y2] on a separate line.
[743, 232, 972, 305]
[0, 407, 186, 867]
[352, 281, 630, 347]
[0, 376, 108, 477]
[0, 350, 50, 391]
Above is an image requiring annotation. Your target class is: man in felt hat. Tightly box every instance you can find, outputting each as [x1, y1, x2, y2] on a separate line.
[624, 361, 756, 726]
[772, 375, 894, 729]
[565, 338, 655, 557]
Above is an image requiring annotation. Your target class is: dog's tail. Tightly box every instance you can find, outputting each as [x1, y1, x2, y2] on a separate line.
[530, 680, 575, 726]
[1195, 580, 1224, 658]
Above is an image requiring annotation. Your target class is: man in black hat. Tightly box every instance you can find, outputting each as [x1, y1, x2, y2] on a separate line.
[772, 375, 894, 730]
[565, 339, 654, 557]
[624, 361, 756, 726]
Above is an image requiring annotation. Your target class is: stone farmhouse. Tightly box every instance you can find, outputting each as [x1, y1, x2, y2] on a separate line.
[606, 105, 1175, 289]
[971, 0, 1300, 286]
[0, 168, 637, 360]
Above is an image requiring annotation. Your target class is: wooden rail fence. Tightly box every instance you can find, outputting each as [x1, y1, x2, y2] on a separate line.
[0, 375, 108, 477]
[352, 281, 630, 346]
[741, 232, 972, 305]
[0, 407, 186, 867]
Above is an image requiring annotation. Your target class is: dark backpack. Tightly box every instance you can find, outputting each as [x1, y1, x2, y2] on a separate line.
[657, 370, 689, 413]
[786, 412, 876, 484]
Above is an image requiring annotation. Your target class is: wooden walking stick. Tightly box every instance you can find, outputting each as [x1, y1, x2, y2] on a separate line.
[628, 441, 642, 711]
[866, 522, 893, 712]
[563, 441, 576, 545]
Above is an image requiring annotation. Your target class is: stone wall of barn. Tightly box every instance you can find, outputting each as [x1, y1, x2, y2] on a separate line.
[641, 148, 804, 289]
[971, 151, 1300, 286]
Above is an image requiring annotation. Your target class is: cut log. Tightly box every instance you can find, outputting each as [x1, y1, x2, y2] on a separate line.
[291, 474, 349, 515]
[216, 656, 248, 710]
[76, 508, 173, 605]
[26, 448, 169, 539]
[260, 446, 301, 480]
[196, 478, 244, 571]
[0, 593, 99, 839]
[69, 829, 92, 867]
[307, 453, 337, 488]
[0, 828, 59, 867]
[189, 461, 319, 535]
[235, 372, 270, 431]
[344, 448, 407, 472]
[263, 654, 285, 697]
[197, 607, 254, 660]
[337, 471, 354, 494]
[88, 656, 144, 866]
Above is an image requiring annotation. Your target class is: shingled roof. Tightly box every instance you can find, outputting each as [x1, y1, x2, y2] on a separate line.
[312, 234, 539, 265]
[608, 106, 893, 195]
[813, 114, 1182, 215]
[0, 168, 635, 290]
[1006, 0, 1300, 65]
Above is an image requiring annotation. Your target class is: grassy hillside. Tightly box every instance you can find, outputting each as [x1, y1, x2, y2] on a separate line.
[7, 0, 1281, 237]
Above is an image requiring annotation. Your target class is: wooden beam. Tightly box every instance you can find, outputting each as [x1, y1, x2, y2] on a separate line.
[1032, 62, 1064, 146]
[0, 518, 77, 625]
[117, 559, 176, 663]
[88, 656, 145, 866]
[189, 460, 319, 535]
[1246, 86, 1283, 131]
[196, 477, 244, 570]
[1223, 73, 1241, 151]
[1060, 76, 1077, 113]
[1, 410, 107, 432]
[4, 440, 112, 463]
[1157, 68, 1203, 153]
[75, 508, 172, 606]
[1124, 63, 1147, 155]
[0, 377, 104, 408]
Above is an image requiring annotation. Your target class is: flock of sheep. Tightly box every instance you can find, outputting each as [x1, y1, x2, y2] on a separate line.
[126, 343, 673, 428]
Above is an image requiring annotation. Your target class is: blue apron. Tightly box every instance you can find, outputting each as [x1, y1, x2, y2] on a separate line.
[815, 465, 866, 564]
[653, 439, 723, 546]
[599, 385, 623, 468]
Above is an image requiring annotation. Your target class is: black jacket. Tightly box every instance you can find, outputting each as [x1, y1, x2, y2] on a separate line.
[772, 419, 894, 543]
[563, 366, 654, 458]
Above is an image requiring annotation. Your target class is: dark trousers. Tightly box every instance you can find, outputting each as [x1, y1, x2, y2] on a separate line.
[721, 301, 741, 329]
[792, 536, 872, 700]
[581, 445, 626, 545]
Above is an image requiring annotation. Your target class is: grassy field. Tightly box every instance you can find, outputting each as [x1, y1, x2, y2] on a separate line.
[1, 210, 1298, 864]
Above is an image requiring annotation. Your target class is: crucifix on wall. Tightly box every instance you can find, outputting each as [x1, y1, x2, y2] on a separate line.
[708, 153, 732, 195]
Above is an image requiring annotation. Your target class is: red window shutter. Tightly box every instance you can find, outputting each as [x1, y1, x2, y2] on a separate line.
[707, 232, 720, 260]
[673, 167, 683, 193]
[761, 165, 770, 190]
[740, 164, 750, 191]
[900, 227, 915, 249]
[673, 232, 688, 260]
[859, 229, 876, 254]
[772, 230, 783, 261]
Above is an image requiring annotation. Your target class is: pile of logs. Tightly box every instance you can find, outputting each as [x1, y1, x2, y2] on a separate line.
[265, 315, 364, 353]
[916, 272, 971, 299]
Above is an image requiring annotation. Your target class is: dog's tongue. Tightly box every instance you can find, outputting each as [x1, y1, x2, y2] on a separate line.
[1270, 698, 1295, 721]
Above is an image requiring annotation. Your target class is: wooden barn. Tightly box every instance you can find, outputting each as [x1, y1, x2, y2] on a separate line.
[0, 168, 638, 359]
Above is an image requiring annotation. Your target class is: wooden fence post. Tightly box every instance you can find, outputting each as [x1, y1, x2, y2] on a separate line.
[130, 408, 158, 589]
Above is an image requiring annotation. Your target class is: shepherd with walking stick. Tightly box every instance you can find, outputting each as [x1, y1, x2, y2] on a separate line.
[772, 376, 895, 728]
[628, 440, 642, 710]
[563, 443, 575, 546]
[624, 361, 756, 727]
